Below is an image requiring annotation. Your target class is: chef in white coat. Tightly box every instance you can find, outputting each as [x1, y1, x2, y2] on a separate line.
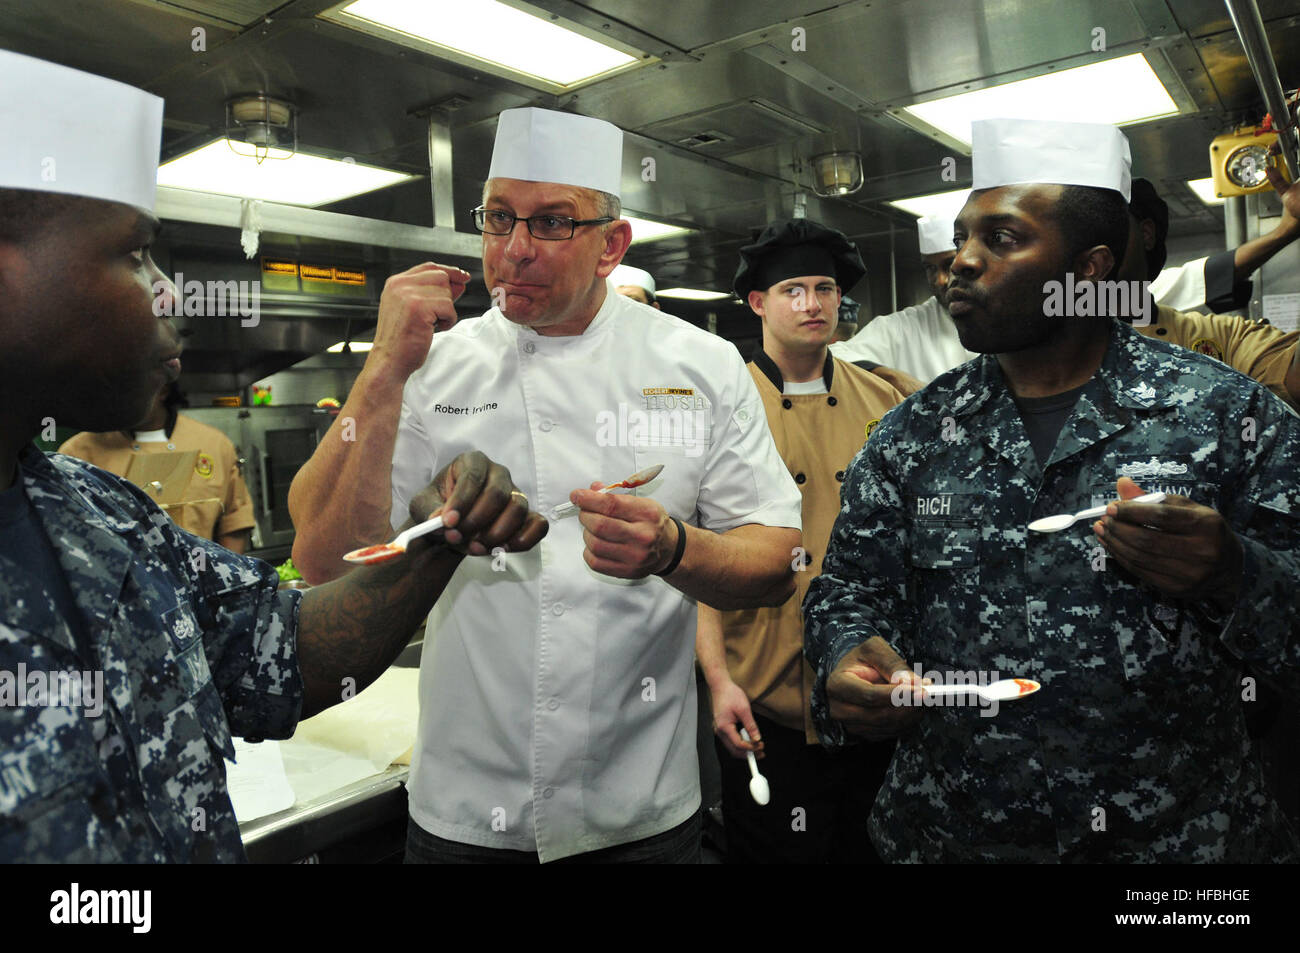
[610, 263, 660, 309]
[831, 194, 977, 382]
[289, 106, 802, 864]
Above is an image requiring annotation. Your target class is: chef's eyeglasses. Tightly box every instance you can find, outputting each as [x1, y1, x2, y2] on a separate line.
[472, 206, 614, 241]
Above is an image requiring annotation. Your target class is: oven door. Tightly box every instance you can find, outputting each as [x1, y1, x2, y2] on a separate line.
[241, 407, 335, 551]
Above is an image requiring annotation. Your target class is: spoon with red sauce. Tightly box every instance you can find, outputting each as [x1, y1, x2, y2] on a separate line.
[550, 464, 666, 518]
[920, 678, 1041, 702]
[342, 513, 446, 566]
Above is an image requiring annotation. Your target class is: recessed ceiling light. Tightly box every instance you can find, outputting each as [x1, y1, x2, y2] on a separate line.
[326, 0, 643, 91]
[624, 215, 693, 244]
[657, 288, 732, 300]
[902, 54, 1179, 148]
[887, 189, 970, 219]
[1187, 177, 1226, 206]
[158, 139, 418, 207]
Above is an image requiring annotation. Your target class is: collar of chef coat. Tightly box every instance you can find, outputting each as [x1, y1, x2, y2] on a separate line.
[499, 280, 619, 354]
[751, 348, 835, 393]
[940, 319, 1189, 422]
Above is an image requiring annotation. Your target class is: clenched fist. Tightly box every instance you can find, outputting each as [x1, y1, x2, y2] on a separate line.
[370, 263, 472, 379]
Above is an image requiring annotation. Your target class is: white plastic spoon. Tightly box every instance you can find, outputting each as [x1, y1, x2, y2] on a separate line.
[739, 728, 770, 805]
[341, 513, 446, 566]
[920, 678, 1042, 702]
[550, 464, 665, 519]
[1028, 492, 1166, 533]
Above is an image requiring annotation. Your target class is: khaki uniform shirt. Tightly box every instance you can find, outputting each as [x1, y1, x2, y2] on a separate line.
[58, 414, 255, 542]
[719, 352, 905, 742]
[1136, 305, 1298, 411]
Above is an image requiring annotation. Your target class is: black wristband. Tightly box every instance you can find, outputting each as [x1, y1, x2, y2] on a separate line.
[654, 516, 687, 577]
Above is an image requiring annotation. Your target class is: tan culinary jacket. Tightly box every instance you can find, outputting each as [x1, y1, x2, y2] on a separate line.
[718, 351, 906, 743]
[1135, 305, 1298, 411]
[58, 414, 256, 542]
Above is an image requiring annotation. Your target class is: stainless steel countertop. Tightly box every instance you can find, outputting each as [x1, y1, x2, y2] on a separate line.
[236, 645, 424, 861]
[239, 764, 409, 863]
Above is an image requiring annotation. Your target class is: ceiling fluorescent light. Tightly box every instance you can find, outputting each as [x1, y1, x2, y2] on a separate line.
[328, 0, 642, 91]
[158, 139, 418, 207]
[1187, 177, 1226, 206]
[625, 215, 693, 244]
[887, 189, 970, 219]
[657, 288, 732, 300]
[903, 54, 1179, 148]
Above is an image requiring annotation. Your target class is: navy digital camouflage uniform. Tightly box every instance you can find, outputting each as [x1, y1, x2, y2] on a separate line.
[804, 319, 1300, 863]
[0, 445, 302, 862]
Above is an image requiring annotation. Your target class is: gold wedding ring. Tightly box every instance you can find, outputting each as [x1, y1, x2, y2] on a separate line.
[511, 490, 529, 508]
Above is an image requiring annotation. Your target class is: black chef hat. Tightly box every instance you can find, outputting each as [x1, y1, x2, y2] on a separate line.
[1128, 177, 1169, 279]
[733, 218, 866, 299]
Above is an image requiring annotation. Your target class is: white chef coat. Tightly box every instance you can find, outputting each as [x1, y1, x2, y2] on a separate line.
[391, 283, 802, 862]
[1148, 256, 1209, 312]
[831, 258, 1221, 385]
[830, 296, 975, 383]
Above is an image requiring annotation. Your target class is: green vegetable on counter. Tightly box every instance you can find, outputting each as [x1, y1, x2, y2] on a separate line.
[275, 558, 303, 582]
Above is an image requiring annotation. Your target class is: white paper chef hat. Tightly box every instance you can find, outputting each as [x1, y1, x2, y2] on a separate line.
[916, 190, 970, 255]
[0, 49, 164, 213]
[488, 107, 623, 199]
[610, 264, 655, 294]
[971, 117, 1131, 203]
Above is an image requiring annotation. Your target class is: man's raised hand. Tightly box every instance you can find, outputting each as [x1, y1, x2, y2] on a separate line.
[370, 263, 472, 379]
